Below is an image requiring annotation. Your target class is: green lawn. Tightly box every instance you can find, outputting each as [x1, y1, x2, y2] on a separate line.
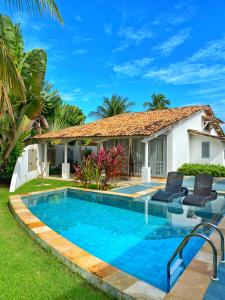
[0, 179, 113, 300]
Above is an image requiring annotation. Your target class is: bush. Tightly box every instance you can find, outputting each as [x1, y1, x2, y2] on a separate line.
[73, 144, 126, 189]
[178, 163, 225, 177]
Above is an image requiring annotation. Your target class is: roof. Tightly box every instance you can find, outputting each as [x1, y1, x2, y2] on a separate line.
[34, 105, 224, 141]
[188, 129, 225, 141]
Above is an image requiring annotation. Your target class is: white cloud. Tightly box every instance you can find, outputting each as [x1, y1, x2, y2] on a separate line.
[113, 57, 153, 77]
[144, 62, 225, 84]
[153, 1, 197, 26]
[144, 35, 225, 85]
[191, 36, 225, 61]
[118, 26, 153, 43]
[103, 23, 113, 35]
[154, 28, 190, 56]
[73, 48, 88, 56]
[113, 25, 153, 52]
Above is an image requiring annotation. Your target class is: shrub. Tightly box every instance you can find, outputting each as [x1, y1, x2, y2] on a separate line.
[73, 144, 126, 189]
[178, 163, 225, 177]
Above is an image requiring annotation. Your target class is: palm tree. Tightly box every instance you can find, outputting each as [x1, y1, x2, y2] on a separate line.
[0, 1, 62, 124]
[144, 93, 170, 111]
[50, 104, 85, 131]
[89, 94, 134, 118]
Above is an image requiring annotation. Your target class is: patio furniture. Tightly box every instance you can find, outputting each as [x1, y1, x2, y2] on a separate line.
[182, 174, 217, 207]
[151, 172, 188, 202]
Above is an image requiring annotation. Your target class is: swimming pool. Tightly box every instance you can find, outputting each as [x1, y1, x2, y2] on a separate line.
[22, 189, 225, 292]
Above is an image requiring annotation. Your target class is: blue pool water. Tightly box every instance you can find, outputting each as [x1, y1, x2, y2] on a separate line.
[23, 189, 225, 292]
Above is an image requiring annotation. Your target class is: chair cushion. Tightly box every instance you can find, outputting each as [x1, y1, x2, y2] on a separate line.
[183, 194, 212, 207]
[152, 190, 183, 202]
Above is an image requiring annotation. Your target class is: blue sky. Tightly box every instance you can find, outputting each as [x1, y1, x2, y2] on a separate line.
[2, 0, 225, 123]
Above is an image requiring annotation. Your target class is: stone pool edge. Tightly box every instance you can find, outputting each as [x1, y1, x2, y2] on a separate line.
[9, 187, 225, 300]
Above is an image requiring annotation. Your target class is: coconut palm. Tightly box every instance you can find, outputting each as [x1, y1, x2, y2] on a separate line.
[89, 94, 134, 118]
[144, 93, 170, 111]
[50, 104, 85, 131]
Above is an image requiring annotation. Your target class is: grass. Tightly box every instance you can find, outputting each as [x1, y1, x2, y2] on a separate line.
[0, 179, 114, 300]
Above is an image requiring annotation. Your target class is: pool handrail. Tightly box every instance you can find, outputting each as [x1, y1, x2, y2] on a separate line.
[190, 222, 225, 263]
[166, 232, 218, 292]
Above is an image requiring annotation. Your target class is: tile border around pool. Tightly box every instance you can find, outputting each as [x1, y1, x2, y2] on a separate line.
[9, 187, 225, 300]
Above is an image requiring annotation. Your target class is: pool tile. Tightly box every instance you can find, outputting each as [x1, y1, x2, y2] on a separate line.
[63, 246, 89, 262]
[88, 262, 117, 279]
[38, 230, 59, 241]
[179, 269, 211, 287]
[194, 251, 213, 264]
[28, 221, 45, 229]
[188, 259, 213, 275]
[164, 295, 183, 300]
[124, 280, 165, 300]
[170, 280, 208, 300]
[104, 270, 138, 291]
[74, 254, 102, 270]
[47, 237, 74, 253]
[32, 225, 51, 234]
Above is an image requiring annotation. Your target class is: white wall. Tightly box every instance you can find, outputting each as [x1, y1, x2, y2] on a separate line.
[166, 111, 225, 171]
[190, 135, 224, 165]
[168, 111, 205, 171]
[9, 144, 43, 192]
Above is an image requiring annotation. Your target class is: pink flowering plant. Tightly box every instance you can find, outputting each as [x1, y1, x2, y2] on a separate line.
[73, 144, 126, 189]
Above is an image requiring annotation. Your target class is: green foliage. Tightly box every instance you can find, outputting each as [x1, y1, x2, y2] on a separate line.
[144, 93, 170, 111]
[89, 94, 134, 118]
[178, 163, 225, 177]
[4, 0, 63, 24]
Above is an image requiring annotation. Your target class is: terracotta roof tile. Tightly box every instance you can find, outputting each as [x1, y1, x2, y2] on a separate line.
[34, 105, 224, 140]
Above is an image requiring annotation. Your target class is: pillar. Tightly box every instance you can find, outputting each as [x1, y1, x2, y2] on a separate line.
[141, 141, 151, 182]
[62, 143, 70, 179]
[42, 142, 49, 177]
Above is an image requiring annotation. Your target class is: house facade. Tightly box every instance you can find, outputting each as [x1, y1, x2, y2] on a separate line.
[33, 105, 224, 180]
[10, 105, 225, 191]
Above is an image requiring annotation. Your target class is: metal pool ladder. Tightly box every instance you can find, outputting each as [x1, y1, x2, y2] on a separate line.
[166, 222, 225, 293]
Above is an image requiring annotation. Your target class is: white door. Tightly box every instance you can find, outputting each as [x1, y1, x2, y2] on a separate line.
[150, 136, 167, 177]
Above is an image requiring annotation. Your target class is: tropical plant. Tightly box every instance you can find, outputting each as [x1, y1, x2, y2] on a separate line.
[73, 156, 102, 188]
[0, 15, 47, 171]
[4, 0, 62, 23]
[93, 144, 126, 188]
[0, 0, 62, 123]
[50, 104, 85, 131]
[89, 94, 134, 118]
[144, 93, 170, 111]
[74, 144, 126, 190]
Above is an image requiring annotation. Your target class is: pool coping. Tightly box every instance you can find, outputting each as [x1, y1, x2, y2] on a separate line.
[9, 187, 225, 300]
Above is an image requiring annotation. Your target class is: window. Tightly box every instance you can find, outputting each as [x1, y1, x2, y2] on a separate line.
[202, 142, 210, 159]
[28, 149, 37, 172]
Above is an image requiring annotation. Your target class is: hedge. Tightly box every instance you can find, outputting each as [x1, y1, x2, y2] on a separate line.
[178, 163, 225, 177]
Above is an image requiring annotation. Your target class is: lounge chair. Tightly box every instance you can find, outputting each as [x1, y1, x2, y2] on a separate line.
[182, 174, 217, 207]
[151, 172, 188, 202]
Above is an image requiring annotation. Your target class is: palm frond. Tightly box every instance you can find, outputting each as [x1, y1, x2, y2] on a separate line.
[0, 39, 25, 99]
[4, 0, 63, 24]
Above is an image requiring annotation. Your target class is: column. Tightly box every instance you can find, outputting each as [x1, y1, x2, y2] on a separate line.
[141, 141, 151, 182]
[62, 142, 70, 179]
[42, 143, 49, 177]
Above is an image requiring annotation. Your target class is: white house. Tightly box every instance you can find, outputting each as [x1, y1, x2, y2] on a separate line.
[10, 105, 225, 191]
